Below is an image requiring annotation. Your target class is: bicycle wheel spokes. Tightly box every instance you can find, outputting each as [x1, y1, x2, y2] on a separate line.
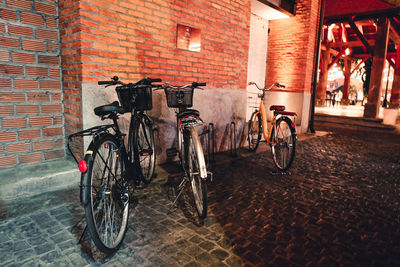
[187, 129, 207, 219]
[86, 138, 129, 253]
[135, 119, 156, 183]
[271, 117, 296, 171]
[248, 112, 261, 151]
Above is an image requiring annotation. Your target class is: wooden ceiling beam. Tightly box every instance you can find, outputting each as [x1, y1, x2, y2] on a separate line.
[324, 9, 398, 25]
[352, 52, 396, 59]
[348, 19, 372, 53]
[351, 56, 370, 75]
[389, 17, 400, 43]
[328, 47, 347, 70]
[330, 40, 375, 48]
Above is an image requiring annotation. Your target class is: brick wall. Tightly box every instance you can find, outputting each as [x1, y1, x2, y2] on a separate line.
[266, 0, 321, 94]
[0, 0, 62, 167]
[61, 0, 250, 87]
[59, 0, 251, 156]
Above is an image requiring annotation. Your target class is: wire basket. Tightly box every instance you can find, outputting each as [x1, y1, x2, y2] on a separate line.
[164, 87, 194, 108]
[116, 85, 152, 112]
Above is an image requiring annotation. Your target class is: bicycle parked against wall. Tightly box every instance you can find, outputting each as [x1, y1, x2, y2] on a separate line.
[248, 82, 297, 172]
[159, 82, 211, 219]
[67, 76, 160, 254]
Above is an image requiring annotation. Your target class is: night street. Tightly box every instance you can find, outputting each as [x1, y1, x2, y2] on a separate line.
[1, 128, 400, 266]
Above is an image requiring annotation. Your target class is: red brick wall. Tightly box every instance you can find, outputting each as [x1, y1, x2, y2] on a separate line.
[60, 0, 250, 87]
[76, 0, 250, 88]
[0, 0, 63, 167]
[266, 0, 321, 94]
[59, 0, 251, 155]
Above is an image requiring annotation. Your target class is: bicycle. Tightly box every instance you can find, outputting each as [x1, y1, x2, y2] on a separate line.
[158, 82, 211, 219]
[67, 76, 160, 254]
[247, 81, 297, 172]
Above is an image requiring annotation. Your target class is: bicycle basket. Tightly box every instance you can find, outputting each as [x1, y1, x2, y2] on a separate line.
[164, 87, 194, 108]
[116, 85, 152, 112]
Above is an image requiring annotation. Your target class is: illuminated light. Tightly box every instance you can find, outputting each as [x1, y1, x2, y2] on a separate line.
[345, 48, 350, 56]
[78, 160, 88, 173]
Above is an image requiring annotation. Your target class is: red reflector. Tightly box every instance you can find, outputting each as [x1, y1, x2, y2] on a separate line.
[292, 123, 296, 128]
[78, 160, 88, 173]
[104, 144, 108, 148]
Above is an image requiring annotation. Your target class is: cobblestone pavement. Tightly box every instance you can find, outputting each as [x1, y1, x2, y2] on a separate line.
[1, 128, 400, 266]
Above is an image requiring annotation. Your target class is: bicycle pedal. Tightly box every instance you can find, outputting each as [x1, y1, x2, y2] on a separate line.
[166, 148, 178, 157]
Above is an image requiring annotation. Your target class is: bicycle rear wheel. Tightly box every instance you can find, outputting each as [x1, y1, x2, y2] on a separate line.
[248, 111, 261, 151]
[186, 127, 207, 219]
[133, 116, 156, 184]
[83, 134, 129, 254]
[270, 116, 296, 171]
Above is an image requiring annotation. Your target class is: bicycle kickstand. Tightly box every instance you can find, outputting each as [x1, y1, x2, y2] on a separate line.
[167, 176, 188, 215]
[71, 214, 88, 245]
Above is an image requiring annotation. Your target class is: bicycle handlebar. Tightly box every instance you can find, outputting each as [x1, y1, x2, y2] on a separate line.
[154, 82, 207, 90]
[248, 81, 285, 91]
[97, 76, 163, 87]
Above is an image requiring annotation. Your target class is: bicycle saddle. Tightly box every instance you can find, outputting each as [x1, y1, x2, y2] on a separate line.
[275, 110, 297, 116]
[270, 105, 285, 111]
[94, 101, 125, 116]
[177, 109, 200, 119]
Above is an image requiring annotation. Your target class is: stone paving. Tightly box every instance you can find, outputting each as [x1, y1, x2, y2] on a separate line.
[1, 127, 400, 266]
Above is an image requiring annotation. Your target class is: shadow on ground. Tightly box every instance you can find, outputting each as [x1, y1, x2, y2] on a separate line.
[207, 129, 400, 265]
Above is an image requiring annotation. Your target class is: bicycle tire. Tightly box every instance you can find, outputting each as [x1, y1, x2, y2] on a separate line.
[270, 116, 296, 171]
[83, 134, 129, 254]
[185, 127, 207, 219]
[248, 111, 261, 152]
[133, 116, 156, 184]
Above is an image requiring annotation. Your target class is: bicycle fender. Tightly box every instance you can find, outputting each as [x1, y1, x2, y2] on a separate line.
[189, 127, 207, 179]
[80, 142, 96, 205]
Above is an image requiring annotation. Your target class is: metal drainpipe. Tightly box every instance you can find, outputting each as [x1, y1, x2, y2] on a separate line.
[309, 0, 326, 133]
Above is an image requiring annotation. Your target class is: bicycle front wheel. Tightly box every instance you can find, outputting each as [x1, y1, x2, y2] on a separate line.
[248, 111, 261, 152]
[186, 127, 207, 219]
[133, 116, 156, 184]
[270, 116, 296, 171]
[83, 134, 129, 254]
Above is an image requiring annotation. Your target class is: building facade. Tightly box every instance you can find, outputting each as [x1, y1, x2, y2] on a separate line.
[0, 0, 321, 168]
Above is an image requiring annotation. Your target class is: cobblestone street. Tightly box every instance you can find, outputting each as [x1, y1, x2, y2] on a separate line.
[1, 128, 400, 266]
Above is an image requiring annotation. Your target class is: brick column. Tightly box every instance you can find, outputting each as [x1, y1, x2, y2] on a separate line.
[0, 0, 63, 168]
[266, 0, 321, 132]
[364, 17, 390, 118]
[58, 0, 84, 157]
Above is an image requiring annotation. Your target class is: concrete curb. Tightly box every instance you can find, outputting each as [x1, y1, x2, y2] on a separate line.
[0, 169, 80, 201]
[0, 159, 80, 202]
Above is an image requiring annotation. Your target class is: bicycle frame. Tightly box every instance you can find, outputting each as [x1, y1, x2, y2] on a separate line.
[251, 99, 278, 145]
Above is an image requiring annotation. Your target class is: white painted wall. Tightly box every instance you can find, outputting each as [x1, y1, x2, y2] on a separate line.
[246, 13, 269, 120]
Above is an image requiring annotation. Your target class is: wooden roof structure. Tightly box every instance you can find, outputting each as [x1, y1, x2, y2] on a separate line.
[323, 0, 400, 60]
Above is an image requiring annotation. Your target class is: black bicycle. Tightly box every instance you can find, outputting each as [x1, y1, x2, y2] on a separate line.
[67, 76, 160, 254]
